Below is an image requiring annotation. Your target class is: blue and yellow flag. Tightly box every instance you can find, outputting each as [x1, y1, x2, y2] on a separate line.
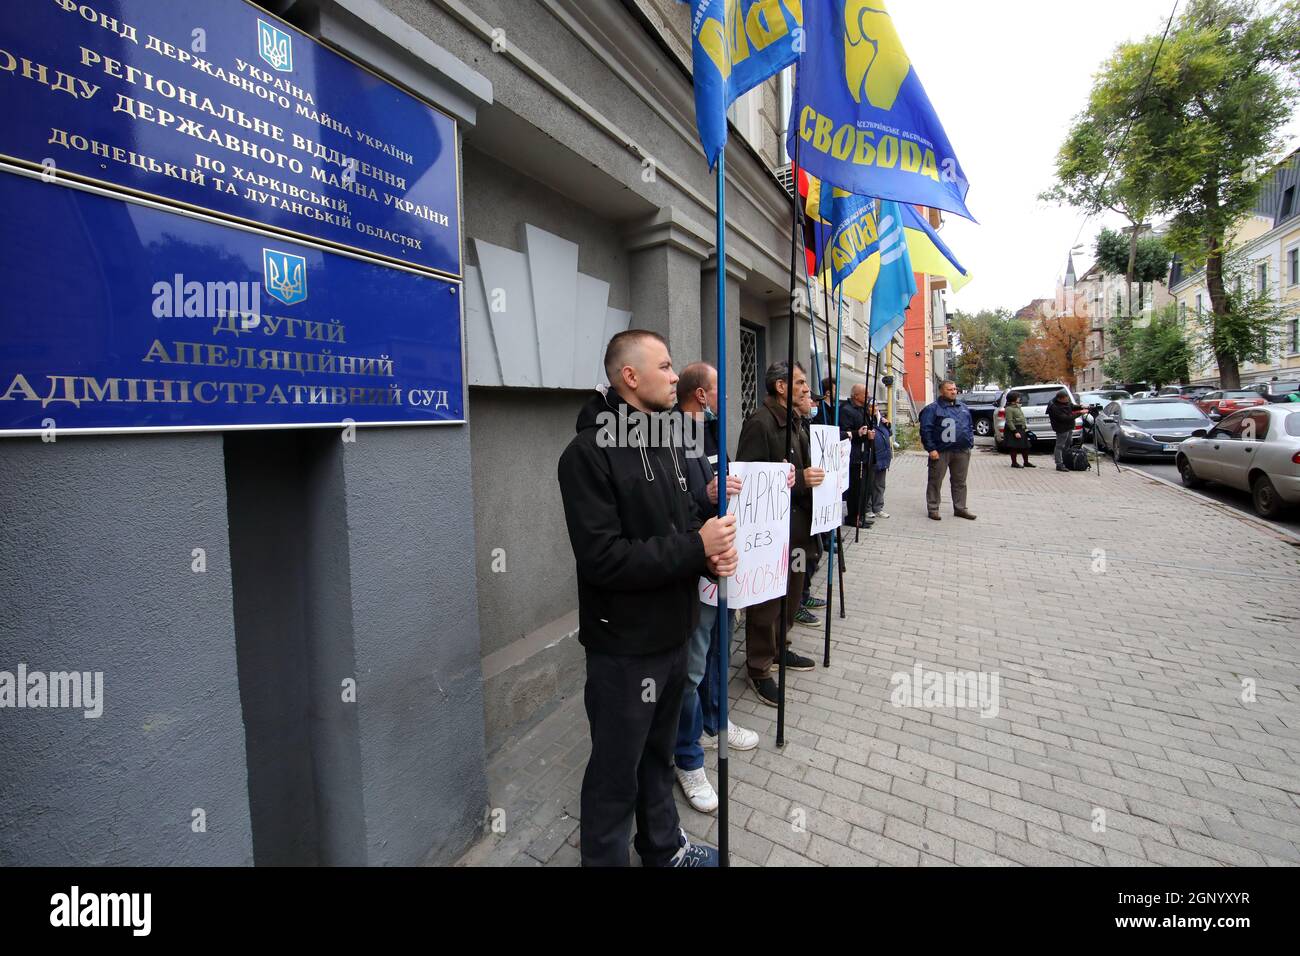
[901, 203, 971, 292]
[682, 0, 804, 168]
[787, 0, 973, 221]
[868, 201, 916, 354]
[802, 169, 881, 301]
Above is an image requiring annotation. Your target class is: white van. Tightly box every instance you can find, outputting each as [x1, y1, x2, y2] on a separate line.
[994, 384, 1082, 452]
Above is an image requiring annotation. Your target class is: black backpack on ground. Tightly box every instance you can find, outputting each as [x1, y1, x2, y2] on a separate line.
[1066, 446, 1090, 471]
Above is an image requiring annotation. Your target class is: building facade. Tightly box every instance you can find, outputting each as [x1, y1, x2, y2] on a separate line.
[3, 0, 932, 866]
[1169, 151, 1300, 387]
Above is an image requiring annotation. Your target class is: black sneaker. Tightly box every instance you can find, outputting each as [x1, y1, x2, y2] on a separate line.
[802, 595, 828, 609]
[780, 649, 816, 671]
[794, 607, 821, 628]
[750, 676, 779, 707]
[1056, 464, 1068, 472]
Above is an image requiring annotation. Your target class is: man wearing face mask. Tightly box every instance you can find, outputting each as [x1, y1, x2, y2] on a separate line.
[672, 362, 760, 813]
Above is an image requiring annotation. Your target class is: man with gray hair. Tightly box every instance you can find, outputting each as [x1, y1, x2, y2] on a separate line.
[736, 360, 822, 707]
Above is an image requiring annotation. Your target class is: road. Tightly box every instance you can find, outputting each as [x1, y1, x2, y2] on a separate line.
[1093, 446, 1300, 538]
[973, 435, 1300, 537]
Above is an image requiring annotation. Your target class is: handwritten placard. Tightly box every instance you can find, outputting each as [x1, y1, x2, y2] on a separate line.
[810, 424, 847, 534]
[837, 438, 851, 496]
[699, 461, 792, 610]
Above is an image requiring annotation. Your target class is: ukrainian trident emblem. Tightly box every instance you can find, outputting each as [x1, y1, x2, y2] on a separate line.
[263, 249, 307, 306]
[257, 19, 293, 72]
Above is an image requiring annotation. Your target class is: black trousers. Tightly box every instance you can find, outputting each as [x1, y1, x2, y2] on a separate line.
[580, 642, 687, 866]
[844, 460, 867, 526]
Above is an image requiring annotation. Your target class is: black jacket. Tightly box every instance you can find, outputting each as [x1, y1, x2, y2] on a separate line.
[736, 395, 813, 542]
[838, 399, 869, 464]
[680, 410, 720, 522]
[558, 391, 708, 656]
[1047, 398, 1083, 433]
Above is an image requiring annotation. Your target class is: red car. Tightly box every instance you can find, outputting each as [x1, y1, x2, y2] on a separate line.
[1194, 390, 1268, 420]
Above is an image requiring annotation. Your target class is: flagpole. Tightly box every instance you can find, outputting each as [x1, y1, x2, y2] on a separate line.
[713, 155, 730, 868]
[856, 200, 882, 545]
[825, 282, 844, 667]
[776, 131, 803, 751]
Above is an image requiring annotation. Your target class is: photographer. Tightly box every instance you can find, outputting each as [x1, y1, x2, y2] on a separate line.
[1047, 390, 1085, 472]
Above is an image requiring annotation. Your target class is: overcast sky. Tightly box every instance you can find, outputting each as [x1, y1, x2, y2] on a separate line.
[887, 0, 1300, 315]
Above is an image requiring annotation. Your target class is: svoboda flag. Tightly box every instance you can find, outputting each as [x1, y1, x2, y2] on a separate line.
[805, 171, 881, 299]
[683, 0, 804, 168]
[788, 0, 974, 221]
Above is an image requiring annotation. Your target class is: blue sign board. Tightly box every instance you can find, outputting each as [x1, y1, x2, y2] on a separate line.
[0, 0, 461, 277]
[0, 169, 465, 434]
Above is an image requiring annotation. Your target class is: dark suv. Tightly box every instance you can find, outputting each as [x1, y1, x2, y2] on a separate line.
[958, 389, 1003, 438]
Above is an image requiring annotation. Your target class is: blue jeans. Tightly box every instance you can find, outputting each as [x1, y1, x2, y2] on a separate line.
[674, 602, 724, 771]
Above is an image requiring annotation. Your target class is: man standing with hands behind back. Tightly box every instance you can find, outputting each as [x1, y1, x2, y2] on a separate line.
[558, 330, 738, 867]
[919, 379, 976, 521]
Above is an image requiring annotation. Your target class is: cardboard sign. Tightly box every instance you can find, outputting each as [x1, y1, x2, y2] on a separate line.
[810, 424, 848, 534]
[699, 461, 792, 610]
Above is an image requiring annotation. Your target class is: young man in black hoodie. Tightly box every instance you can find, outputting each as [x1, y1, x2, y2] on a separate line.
[557, 330, 738, 867]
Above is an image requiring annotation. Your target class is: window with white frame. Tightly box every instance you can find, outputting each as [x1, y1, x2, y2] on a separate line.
[1289, 318, 1300, 355]
[728, 86, 765, 153]
[1288, 245, 1299, 287]
[1257, 261, 1268, 293]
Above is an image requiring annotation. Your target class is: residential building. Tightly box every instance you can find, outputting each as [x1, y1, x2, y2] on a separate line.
[1169, 150, 1300, 386]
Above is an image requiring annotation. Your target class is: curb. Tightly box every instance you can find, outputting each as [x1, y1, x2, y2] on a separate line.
[1120, 462, 1300, 545]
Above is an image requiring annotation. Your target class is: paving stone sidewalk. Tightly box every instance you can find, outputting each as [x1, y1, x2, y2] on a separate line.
[456, 448, 1300, 867]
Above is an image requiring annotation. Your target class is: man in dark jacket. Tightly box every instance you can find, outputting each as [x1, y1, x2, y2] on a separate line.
[919, 379, 976, 521]
[736, 361, 823, 707]
[864, 400, 893, 518]
[811, 376, 837, 426]
[839, 384, 875, 529]
[558, 330, 737, 867]
[1047, 390, 1085, 471]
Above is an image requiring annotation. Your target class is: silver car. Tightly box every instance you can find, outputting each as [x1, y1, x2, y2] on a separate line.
[1176, 406, 1300, 518]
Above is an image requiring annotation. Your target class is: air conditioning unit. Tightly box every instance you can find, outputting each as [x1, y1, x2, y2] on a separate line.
[776, 163, 794, 197]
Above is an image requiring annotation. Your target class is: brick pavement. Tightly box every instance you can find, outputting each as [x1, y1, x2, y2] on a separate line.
[456, 448, 1300, 866]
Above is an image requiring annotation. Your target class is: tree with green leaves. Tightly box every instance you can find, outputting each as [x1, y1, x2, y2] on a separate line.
[951, 309, 1031, 389]
[1048, 0, 1300, 387]
[1093, 227, 1170, 290]
[1104, 304, 1193, 387]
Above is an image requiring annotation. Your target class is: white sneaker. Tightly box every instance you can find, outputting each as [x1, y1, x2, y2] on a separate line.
[675, 767, 719, 813]
[700, 720, 760, 752]
[873, 511, 890, 518]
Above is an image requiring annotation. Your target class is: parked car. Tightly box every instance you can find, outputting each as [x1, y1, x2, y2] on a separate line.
[1156, 384, 1217, 402]
[958, 389, 1003, 438]
[1131, 390, 1157, 399]
[1093, 398, 1213, 462]
[1176, 406, 1300, 518]
[1246, 380, 1300, 403]
[994, 384, 1081, 452]
[1078, 389, 1131, 442]
[1194, 390, 1268, 420]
